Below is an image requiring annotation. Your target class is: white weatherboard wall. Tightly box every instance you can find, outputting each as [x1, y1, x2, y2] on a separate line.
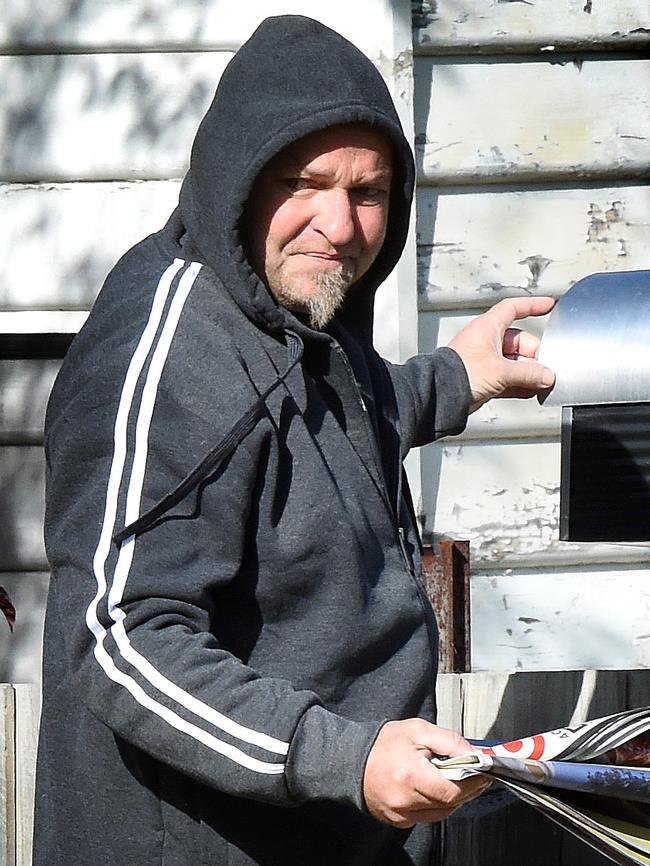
[2, 1, 650, 681]
[413, 1, 650, 670]
[0, 1, 417, 682]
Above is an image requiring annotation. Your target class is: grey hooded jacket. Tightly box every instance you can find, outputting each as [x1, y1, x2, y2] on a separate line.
[34, 15, 471, 866]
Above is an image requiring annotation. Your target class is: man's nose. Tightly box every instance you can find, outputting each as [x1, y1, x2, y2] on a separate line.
[312, 190, 355, 246]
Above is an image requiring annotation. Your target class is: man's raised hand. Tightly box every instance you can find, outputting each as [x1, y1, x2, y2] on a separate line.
[448, 297, 555, 413]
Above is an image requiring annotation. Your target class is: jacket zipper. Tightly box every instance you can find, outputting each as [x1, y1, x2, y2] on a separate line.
[332, 340, 440, 675]
[332, 342, 415, 576]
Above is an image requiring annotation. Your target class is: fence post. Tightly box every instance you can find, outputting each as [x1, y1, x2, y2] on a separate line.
[0, 685, 15, 866]
[422, 540, 471, 672]
[14, 686, 39, 866]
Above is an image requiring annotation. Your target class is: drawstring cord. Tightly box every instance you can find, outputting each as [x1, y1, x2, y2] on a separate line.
[112, 330, 304, 546]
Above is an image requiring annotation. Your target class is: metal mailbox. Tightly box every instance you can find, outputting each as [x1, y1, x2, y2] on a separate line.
[538, 270, 650, 542]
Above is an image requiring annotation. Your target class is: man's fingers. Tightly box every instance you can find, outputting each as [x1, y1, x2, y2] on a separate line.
[405, 773, 492, 826]
[363, 719, 493, 829]
[502, 356, 555, 391]
[409, 720, 471, 758]
[503, 330, 555, 390]
[378, 769, 491, 828]
[447, 296, 556, 412]
[502, 327, 543, 360]
[408, 749, 491, 814]
[413, 774, 489, 807]
[486, 296, 555, 330]
[413, 761, 491, 804]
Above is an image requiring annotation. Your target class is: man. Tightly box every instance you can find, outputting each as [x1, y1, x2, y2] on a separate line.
[34, 15, 554, 866]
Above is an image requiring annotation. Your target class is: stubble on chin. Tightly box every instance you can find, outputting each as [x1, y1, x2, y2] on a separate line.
[273, 263, 354, 330]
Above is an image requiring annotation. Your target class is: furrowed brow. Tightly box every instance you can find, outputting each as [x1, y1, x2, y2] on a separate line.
[356, 168, 392, 186]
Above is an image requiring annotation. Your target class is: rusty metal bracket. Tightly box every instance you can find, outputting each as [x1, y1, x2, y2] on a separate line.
[421, 540, 471, 673]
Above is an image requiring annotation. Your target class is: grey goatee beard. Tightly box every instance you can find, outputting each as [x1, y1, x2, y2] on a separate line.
[277, 267, 352, 330]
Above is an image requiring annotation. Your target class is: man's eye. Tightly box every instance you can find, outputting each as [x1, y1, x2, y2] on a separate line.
[284, 178, 313, 193]
[354, 187, 388, 204]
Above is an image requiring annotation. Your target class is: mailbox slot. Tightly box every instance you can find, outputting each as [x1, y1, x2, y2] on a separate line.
[560, 402, 650, 541]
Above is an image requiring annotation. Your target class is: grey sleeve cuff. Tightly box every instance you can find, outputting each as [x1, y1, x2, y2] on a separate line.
[432, 347, 471, 439]
[384, 346, 472, 451]
[285, 705, 382, 811]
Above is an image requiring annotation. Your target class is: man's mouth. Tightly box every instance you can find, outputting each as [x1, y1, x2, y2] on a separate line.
[287, 252, 356, 285]
[298, 252, 353, 267]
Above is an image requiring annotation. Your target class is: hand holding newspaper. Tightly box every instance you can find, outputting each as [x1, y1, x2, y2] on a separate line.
[432, 706, 650, 866]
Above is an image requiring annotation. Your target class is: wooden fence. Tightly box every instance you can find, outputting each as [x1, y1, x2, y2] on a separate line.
[2, 669, 649, 865]
[1, 685, 38, 866]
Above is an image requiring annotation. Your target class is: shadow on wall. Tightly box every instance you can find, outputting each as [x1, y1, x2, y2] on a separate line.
[483, 668, 650, 744]
[4, 0, 224, 48]
[1, 52, 215, 182]
[1, 8, 222, 311]
[1, 4, 220, 685]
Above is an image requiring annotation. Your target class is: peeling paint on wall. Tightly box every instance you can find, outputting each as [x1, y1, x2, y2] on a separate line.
[377, 49, 413, 79]
[472, 569, 650, 670]
[412, 1, 438, 30]
[416, 187, 650, 310]
[518, 254, 552, 289]
[412, 0, 650, 672]
[414, 58, 650, 185]
[412, 1, 650, 52]
[587, 199, 625, 243]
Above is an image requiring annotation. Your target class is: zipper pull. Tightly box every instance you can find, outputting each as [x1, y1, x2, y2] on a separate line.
[398, 526, 409, 560]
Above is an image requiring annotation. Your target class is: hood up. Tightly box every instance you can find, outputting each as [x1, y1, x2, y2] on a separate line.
[117, 16, 415, 544]
[177, 14, 415, 340]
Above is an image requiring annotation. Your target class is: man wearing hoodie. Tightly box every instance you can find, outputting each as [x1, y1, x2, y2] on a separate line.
[34, 15, 554, 866]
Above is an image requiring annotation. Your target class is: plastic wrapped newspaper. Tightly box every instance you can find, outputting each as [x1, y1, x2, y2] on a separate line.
[433, 706, 650, 866]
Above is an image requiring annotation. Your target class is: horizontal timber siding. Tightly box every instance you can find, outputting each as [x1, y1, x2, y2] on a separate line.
[0, 53, 230, 182]
[417, 184, 650, 311]
[0, 1, 401, 56]
[413, 1, 650, 670]
[414, 56, 650, 186]
[412, 0, 650, 54]
[0, 182, 181, 309]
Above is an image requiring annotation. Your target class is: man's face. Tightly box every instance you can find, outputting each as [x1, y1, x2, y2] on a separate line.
[244, 124, 393, 329]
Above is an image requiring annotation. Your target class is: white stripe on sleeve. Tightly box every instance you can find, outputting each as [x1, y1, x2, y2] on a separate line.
[87, 259, 288, 773]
